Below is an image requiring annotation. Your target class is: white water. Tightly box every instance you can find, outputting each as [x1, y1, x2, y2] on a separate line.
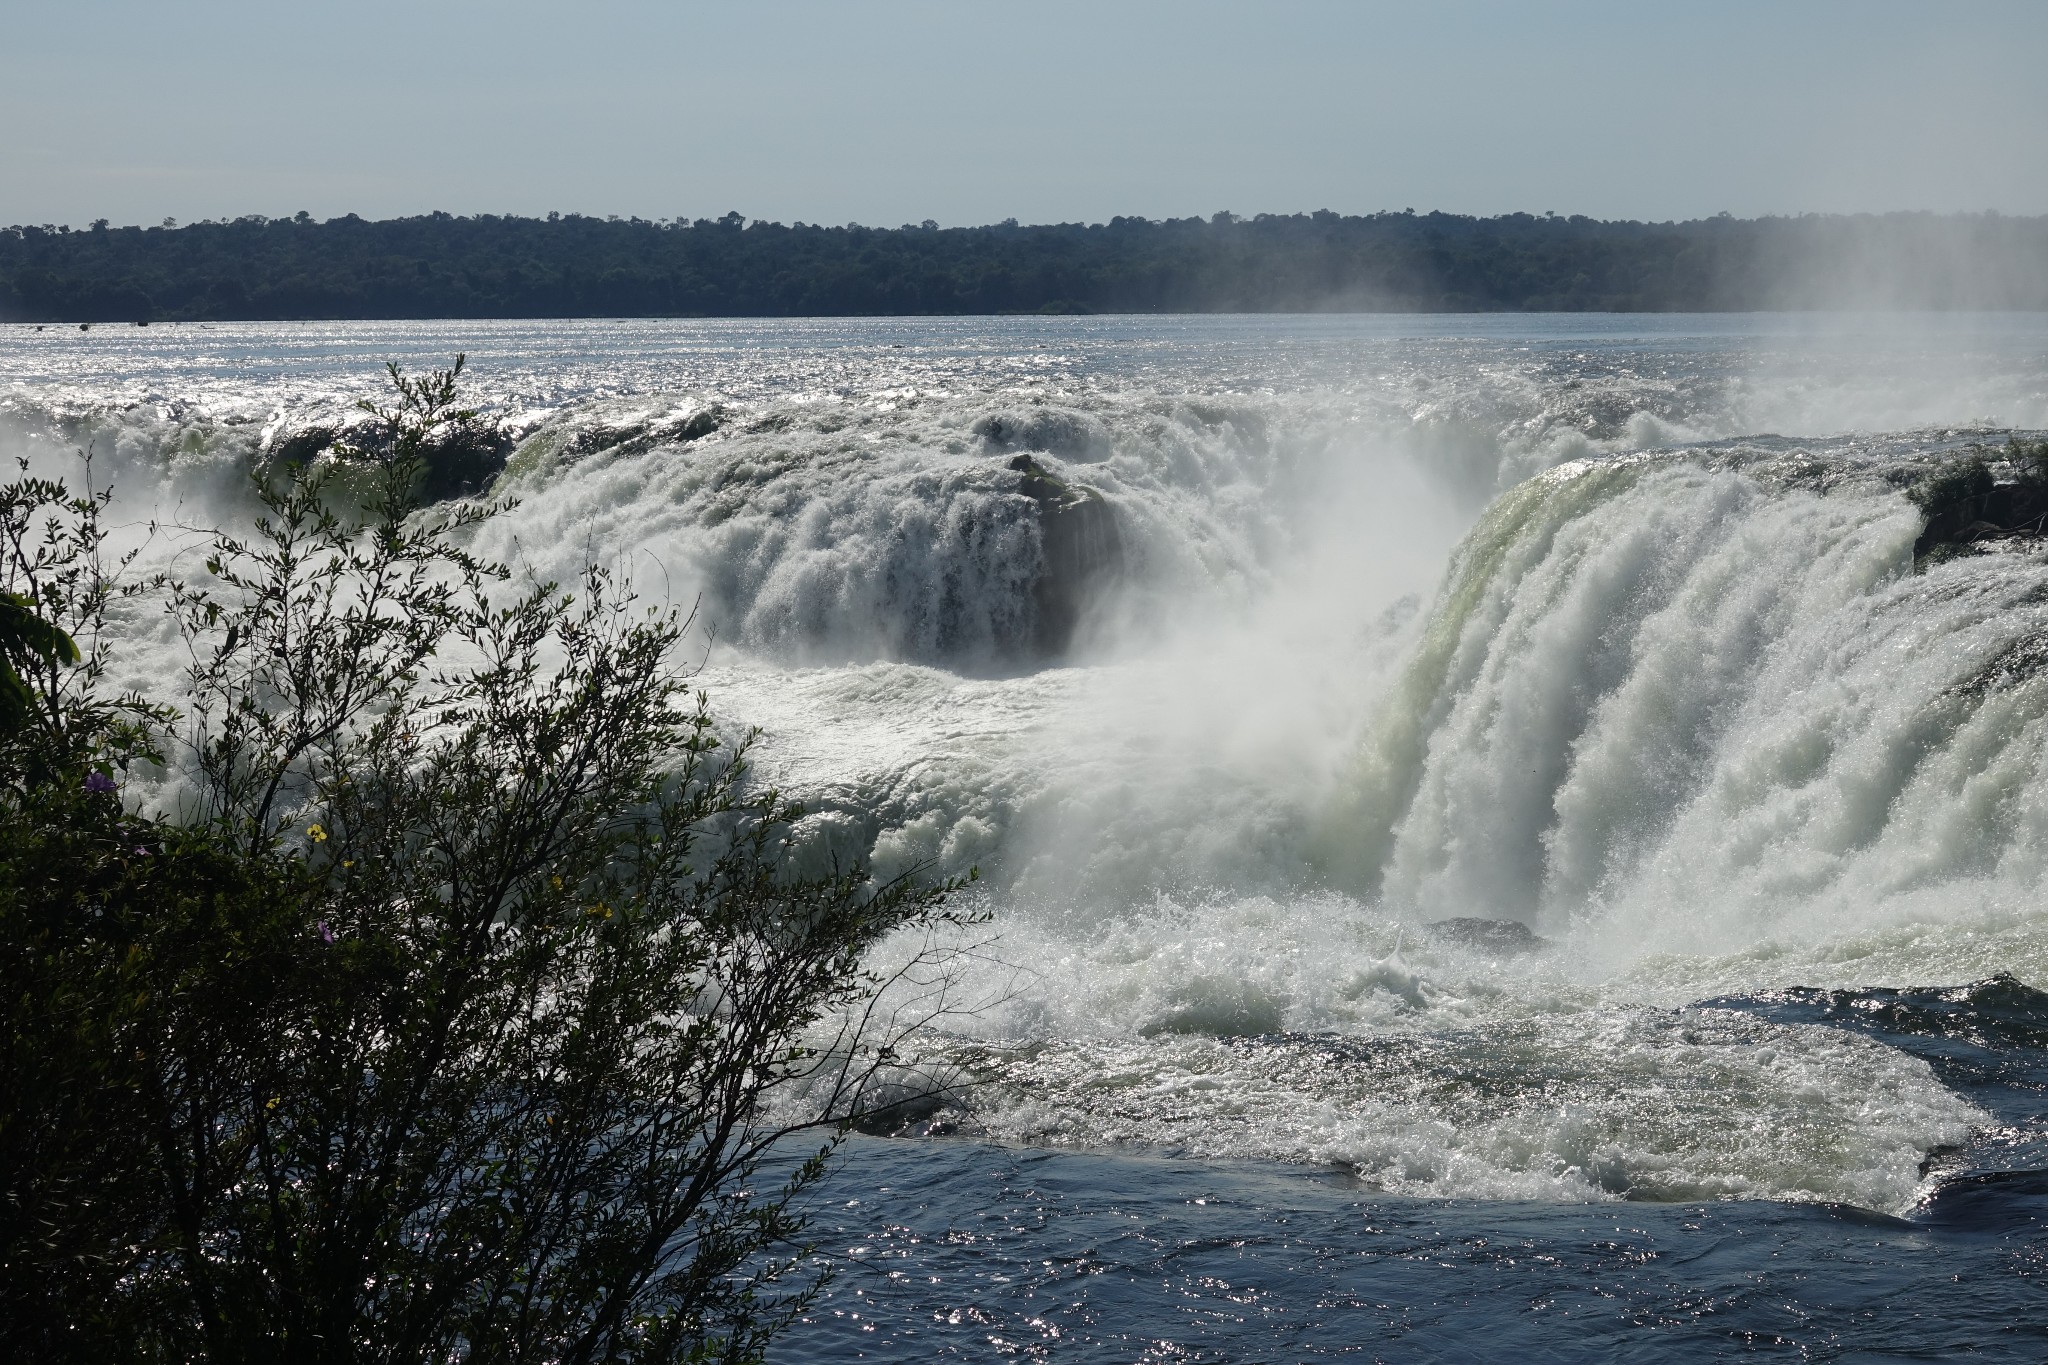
[8, 314, 2048, 1212]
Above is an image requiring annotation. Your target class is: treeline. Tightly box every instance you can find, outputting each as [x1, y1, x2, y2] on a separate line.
[3, 208, 2046, 321]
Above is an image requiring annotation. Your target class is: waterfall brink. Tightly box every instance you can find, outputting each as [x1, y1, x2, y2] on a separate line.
[9, 316, 2048, 1212]
[1333, 451, 2048, 958]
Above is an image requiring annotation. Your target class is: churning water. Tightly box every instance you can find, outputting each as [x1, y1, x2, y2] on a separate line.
[6, 314, 2047, 1358]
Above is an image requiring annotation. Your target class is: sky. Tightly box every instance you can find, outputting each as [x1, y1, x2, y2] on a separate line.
[4, 0, 2047, 229]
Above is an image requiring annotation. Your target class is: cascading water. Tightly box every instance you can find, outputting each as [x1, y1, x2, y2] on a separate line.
[1336, 447, 2048, 943]
[7, 314, 2047, 1357]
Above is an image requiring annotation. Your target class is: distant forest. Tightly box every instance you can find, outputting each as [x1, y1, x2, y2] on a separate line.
[3, 209, 2045, 321]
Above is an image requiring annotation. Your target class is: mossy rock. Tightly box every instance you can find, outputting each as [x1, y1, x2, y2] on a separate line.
[1911, 438, 2048, 564]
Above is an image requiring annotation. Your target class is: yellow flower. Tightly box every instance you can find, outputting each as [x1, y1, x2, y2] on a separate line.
[550, 874, 564, 891]
[307, 824, 328, 843]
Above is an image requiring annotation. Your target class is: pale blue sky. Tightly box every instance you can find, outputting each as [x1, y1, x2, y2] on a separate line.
[5, 0, 2045, 228]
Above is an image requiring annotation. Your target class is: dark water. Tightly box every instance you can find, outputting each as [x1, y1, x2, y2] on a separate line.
[773, 982, 2048, 1362]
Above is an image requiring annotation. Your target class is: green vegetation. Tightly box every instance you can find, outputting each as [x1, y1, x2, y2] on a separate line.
[0, 361, 969, 1360]
[1911, 436, 2048, 563]
[3, 210, 2044, 321]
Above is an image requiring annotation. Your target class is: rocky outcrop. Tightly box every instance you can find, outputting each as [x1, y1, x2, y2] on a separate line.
[1008, 454, 1123, 656]
[1911, 439, 2048, 563]
[555, 403, 727, 463]
[265, 411, 514, 502]
[1422, 917, 1548, 955]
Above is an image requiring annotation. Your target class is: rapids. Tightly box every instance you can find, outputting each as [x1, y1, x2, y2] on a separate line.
[6, 313, 2046, 1356]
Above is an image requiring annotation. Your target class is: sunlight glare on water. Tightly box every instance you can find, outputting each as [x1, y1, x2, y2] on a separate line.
[6, 312, 2047, 1357]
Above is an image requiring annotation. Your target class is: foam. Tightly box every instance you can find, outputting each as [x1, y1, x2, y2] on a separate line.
[855, 890, 1985, 1210]
[9, 316, 2048, 1210]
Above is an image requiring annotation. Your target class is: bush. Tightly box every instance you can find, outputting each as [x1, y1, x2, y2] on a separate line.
[0, 361, 972, 1361]
[2005, 435, 2048, 489]
[1908, 453, 1994, 518]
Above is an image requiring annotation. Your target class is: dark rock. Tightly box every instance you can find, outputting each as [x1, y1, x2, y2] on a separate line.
[264, 412, 515, 502]
[1422, 917, 1548, 955]
[412, 416, 516, 500]
[1911, 440, 2048, 562]
[267, 422, 350, 469]
[1008, 454, 1123, 656]
[560, 404, 726, 462]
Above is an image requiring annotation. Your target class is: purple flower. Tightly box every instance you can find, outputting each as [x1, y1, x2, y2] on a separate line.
[317, 920, 335, 945]
[84, 771, 117, 795]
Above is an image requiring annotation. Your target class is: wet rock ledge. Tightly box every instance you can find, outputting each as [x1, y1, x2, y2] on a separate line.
[266, 411, 515, 502]
[1911, 437, 2048, 564]
[1008, 454, 1124, 656]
